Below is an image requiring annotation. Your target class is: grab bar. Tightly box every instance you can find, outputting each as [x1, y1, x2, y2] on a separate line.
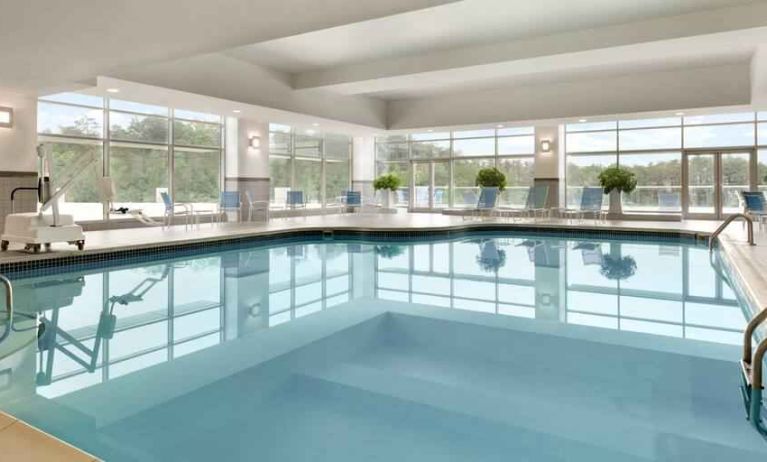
[709, 213, 754, 251]
[0, 274, 11, 321]
[743, 308, 767, 390]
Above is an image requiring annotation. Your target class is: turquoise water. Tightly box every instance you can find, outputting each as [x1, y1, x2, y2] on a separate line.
[0, 233, 764, 460]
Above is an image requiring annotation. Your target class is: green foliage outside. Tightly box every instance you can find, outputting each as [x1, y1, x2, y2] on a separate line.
[373, 173, 402, 191]
[475, 167, 507, 191]
[48, 113, 221, 205]
[597, 166, 637, 195]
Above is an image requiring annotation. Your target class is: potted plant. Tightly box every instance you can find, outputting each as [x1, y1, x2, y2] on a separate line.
[475, 167, 507, 192]
[373, 173, 402, 208]
[597, 166, 637, 216]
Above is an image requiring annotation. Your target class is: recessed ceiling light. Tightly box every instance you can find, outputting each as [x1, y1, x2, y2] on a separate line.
[306, 129, 316, 135]
[496, 124, 504, 128]
[232, 109, 241, 113]
[427, 129, 433, 132]
[675, 112, 684, 116]
[106, 88, 120, 93]
[312, 122, 320, 127]
[578, 119, 587, 123]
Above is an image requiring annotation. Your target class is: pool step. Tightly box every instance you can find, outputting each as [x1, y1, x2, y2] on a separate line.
[298, 360, 767, 460]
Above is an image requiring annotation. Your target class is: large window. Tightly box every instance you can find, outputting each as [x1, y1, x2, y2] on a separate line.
[37, 94, 224, 221]
[375, 127, 535, 208]
[565, 113, 766, 213]
[267, 125, 352, 208]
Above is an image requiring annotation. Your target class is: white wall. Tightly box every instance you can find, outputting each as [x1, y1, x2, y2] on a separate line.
[352, 136, 375, 182]
[387, 63, 750, 130]
[534, 125, 559, 180]
[0, 91, 37, 172]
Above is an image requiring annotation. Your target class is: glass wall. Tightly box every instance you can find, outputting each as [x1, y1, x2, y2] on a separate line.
[565, 112, 767, 213]
[268, 125, 352, 208]
[37, 93, 224, 221]
[375, 127, 535, 208]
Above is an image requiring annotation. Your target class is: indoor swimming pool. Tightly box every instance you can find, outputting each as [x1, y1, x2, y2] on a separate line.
[0, 231, 765, 461]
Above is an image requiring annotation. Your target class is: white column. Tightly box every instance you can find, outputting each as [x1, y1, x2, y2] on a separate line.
[533, 125, 561, 209]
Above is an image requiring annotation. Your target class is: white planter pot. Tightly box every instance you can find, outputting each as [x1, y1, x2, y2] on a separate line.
[380, 190, 392, 208]
[608, 190, 623, 217]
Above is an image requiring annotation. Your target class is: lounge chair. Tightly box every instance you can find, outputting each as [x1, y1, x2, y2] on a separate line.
[561, 187, 605, 222]
[503, 185, 550, 221]
[245, 190, 269, 222]
[286, 191, 306, 210]
[160, 191, 192, 228]
[218, 191, 242, 223]
[341, 190, 362, 214]
[463, 187, 499, 220]
[740, 191, 767, 229]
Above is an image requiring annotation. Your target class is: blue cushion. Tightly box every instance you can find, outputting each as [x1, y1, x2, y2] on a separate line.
[742, 192, 765, 212]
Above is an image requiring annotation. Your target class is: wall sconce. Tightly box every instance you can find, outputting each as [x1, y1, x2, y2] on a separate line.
[0, 107, 12, 128]
[249, 136, 260, 149]
[540, 139, 552, 153]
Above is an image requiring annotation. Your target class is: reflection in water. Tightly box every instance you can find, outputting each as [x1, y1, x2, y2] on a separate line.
[0, 236, 744, 401]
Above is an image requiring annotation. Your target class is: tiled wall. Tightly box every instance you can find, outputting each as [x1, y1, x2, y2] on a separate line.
[534, 178, 560, 209]
[0, 172, 37, 233]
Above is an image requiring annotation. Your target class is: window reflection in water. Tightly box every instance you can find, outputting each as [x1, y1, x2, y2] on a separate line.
[14, 244, 351, 398]
[375, 238, 743, 345]
[4, 238, 741, 399]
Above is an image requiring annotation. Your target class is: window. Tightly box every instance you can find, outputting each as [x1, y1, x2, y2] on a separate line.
[619, 152, 681, 212]
[374, 126, 535, 209]
[174, 147, 220, 204]
[37, 93, 224, 221]
[109, 143, 168, 216]
[565, 113, 764, 214]
[268, 125, 352, 208]
[565, 154, 616, 208]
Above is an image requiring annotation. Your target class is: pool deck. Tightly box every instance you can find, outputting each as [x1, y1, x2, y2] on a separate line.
[0, 212, 764, 459]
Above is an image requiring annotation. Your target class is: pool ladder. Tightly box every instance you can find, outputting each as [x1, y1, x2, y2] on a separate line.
[0, 275, 12, 343]
[708, 213, 755, 251]
[741, 306, 767, 439]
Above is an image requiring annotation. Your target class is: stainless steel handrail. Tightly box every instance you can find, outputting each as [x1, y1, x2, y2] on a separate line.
[709, 213, 755, 251]
[743, 308, 767, 389]
[0, 274, 11, 320]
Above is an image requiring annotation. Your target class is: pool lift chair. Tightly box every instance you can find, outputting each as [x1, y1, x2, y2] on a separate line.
[1, 144, 89, 253]
[740, 306, 767, 440]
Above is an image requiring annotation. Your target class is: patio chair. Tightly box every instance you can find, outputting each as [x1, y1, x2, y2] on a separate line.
[245, 190, 269, 222]
[160, 191, 192, 228]
[561, 187, 605, 222]
[506, 185, 550, 220]
[463, 187, 499, 220]
[285, 191, 307, 218]
[218, 191, 242, 223]
[341, 190, 362, 214]
[740, 191, 767, 229]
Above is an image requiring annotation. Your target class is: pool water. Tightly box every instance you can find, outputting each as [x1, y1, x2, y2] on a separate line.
[0, 233, 764, 461]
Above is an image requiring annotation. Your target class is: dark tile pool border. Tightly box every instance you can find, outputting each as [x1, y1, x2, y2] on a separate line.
[0, 225, 709, 279]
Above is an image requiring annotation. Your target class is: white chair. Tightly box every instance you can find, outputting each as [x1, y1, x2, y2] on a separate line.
[246, 191, 269, 222]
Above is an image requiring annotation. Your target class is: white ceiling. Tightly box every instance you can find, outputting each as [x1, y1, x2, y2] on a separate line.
[225, 0, 759, 72]
[4, 0, 767, 131]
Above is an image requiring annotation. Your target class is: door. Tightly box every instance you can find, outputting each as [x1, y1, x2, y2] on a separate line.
[411, 161, 451, 210]
[683, 150, 753, 219]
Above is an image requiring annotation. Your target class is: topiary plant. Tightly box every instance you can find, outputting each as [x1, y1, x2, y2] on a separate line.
[597, 166, 637, 195]
[373, 173, 402, 191]
[475, 167, 506, 191]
